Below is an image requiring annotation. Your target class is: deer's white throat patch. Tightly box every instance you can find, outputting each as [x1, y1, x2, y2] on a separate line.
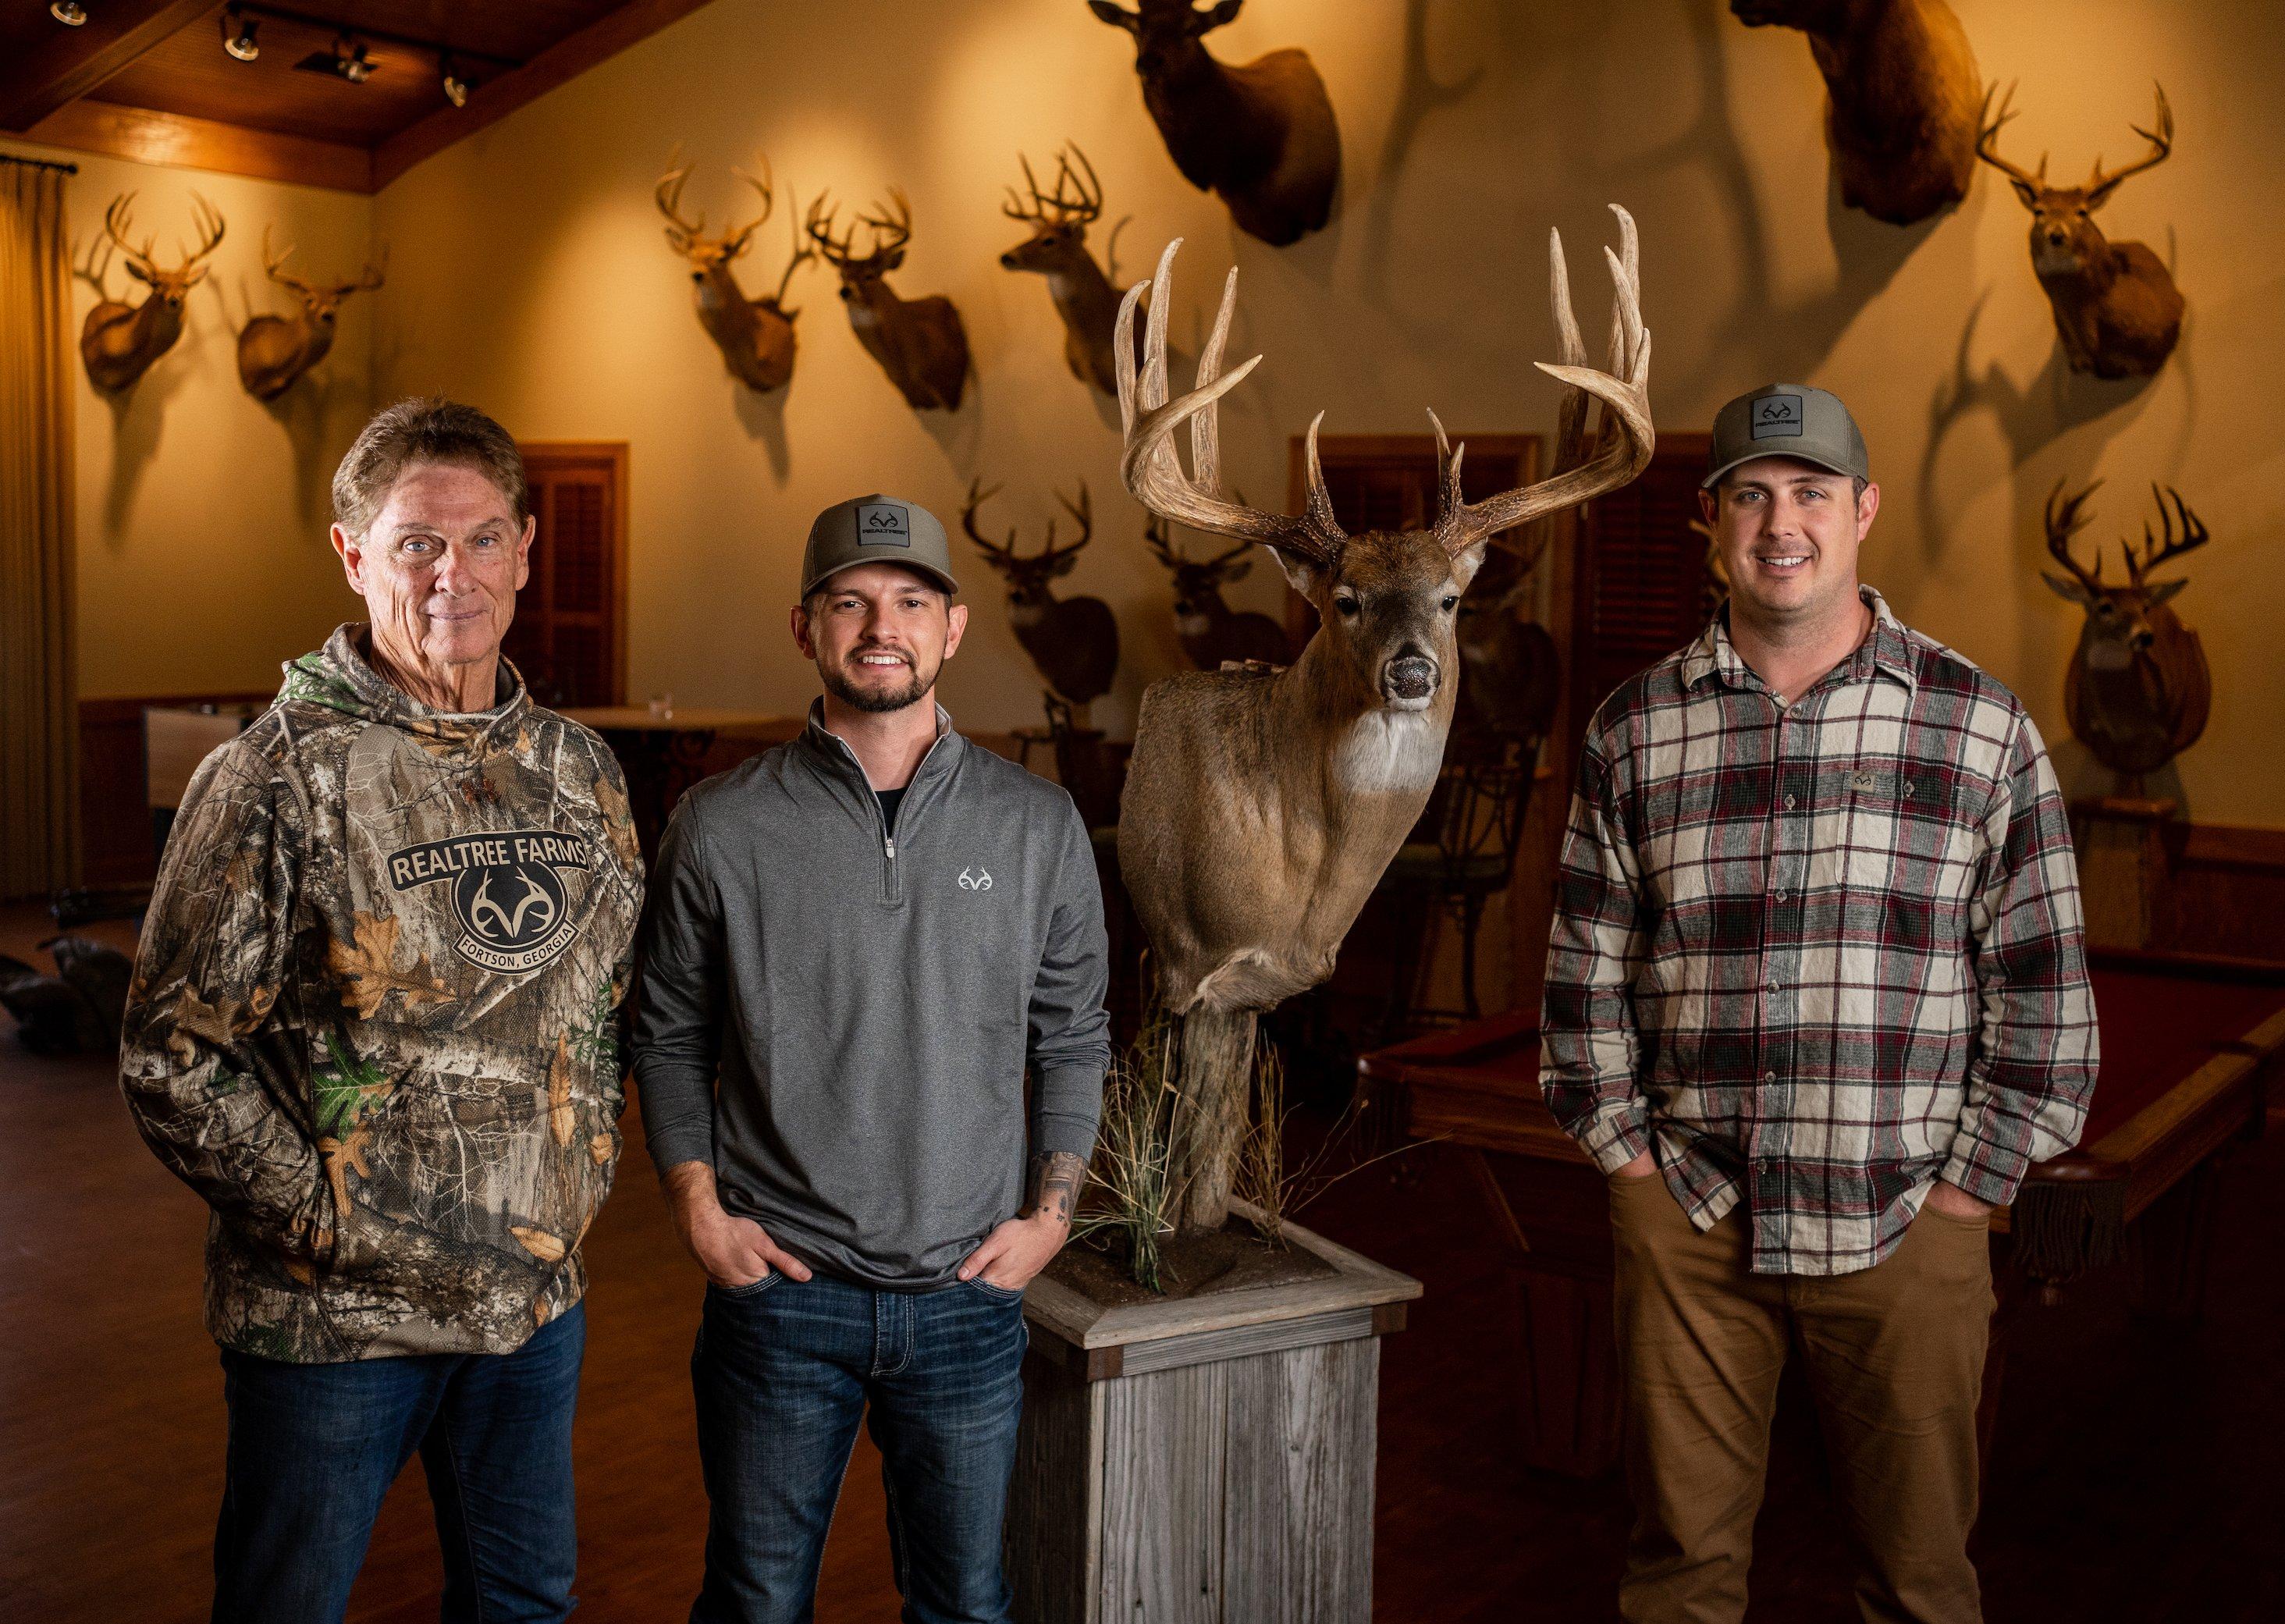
[1334, 710, 1443, 796]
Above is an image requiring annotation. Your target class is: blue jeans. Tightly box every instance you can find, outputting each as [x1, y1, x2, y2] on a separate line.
[690, 1270, 1029, 1624]
[211, 1302, 585, 1624]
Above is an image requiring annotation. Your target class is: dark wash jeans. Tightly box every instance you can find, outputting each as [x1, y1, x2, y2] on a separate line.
[691, 1270, 1029, 1624]
[211, 1302, 585, 1624]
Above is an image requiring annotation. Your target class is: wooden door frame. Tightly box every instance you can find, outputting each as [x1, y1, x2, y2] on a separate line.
[517, 440, 631, 708]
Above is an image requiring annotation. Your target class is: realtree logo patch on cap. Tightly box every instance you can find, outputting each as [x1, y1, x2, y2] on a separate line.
[389, 830, 591, 973]
[855, 503, 911, 545]
[1751, 394, 1804, 439]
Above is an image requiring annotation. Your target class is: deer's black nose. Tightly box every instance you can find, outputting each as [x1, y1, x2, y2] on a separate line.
[1384, 653, 1438, 704]
[999, 251, 1019, 268]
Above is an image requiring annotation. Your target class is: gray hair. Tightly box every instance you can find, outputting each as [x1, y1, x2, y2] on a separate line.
[331, 396, 528, 539]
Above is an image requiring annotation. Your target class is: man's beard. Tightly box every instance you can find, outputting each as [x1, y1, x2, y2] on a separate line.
[821, 647, 936, 713]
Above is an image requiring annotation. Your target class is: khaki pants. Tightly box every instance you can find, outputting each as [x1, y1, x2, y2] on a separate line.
[1608, 1171, 1995, 1624]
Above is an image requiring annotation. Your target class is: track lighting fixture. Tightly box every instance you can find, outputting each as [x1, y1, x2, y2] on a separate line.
[330, 30, 373, 84]
[221, 7, 259, 62]
[440, 55, 471, 108]
[50, 2, 89, 27]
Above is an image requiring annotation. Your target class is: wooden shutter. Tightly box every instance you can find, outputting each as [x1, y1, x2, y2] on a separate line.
[507, 442, 628, 709]
[1569, 432, 1715, 718]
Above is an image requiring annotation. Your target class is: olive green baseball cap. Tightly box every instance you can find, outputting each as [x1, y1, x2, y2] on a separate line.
[799, 493, 960, 599]
[1704, 384, 1870, 489]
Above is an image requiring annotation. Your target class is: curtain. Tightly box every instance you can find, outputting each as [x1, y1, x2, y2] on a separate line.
[0, 155, 79, 899]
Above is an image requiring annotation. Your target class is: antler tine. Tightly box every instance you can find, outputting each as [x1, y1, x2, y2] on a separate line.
[176, 194, 226, 273]
[1113, 239, 1338, 563]
[346, 243, 389, 293]
[725, 155, 775, 249]
[260, 222, 314, 295]
[656, 154, 705, 240]
[2042, 478, 2109, 594]
[103, 193, 157, 275]
[1056, 144, 1104, 223]
[1974, 80, 2046, 193]
[803, 193, 854, 265]
[860, 189, 913, 255]
[1443, 205, 1654, 552]
[2088, 82, 2174, 204]
[771, 196, 816, 307]
[1004, 151, 1049, 223]
[959, 478, 1018, 561]
[2128, 482, 2207, 584]
[1141, 513, 1180, 567]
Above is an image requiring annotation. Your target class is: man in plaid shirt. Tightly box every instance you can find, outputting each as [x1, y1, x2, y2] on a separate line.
[1541, 384, 2098, 1623]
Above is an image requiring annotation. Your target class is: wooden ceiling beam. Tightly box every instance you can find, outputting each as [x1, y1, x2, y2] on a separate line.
[24, 100, 375, 194]
[0, 0, 215, 133]
[371, 0, 721, 191]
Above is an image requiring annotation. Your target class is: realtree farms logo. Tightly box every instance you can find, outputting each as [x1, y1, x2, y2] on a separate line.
[388, 830, 591, 972]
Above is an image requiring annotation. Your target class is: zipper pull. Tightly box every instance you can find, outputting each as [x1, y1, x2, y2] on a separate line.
[884, 837, 896, 859]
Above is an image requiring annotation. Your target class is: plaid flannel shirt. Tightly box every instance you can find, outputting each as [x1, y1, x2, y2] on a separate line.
[1540, 585, 2099, 1275]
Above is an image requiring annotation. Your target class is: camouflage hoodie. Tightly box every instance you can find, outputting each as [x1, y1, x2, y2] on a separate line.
[120, 625, 643, 1362]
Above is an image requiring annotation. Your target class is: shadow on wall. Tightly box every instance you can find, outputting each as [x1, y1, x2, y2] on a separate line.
[732, 375, 792, 480]
[1356, 0, 1484, 314]
[1623, 0, 1949, 404]
[99, 350, 193, 539]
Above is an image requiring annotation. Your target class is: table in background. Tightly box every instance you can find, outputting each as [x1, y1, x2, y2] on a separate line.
[1356, 947, 2285, 1478]
[563, 708, 800, 862]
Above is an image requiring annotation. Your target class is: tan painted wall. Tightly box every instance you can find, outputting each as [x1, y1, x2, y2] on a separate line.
[49, 0, 2283, 825]
[22, 140, 378, 698]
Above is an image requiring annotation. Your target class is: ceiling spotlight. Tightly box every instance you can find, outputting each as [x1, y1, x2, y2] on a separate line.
[50, 2, 89, 26]
[221, 8, 259, 62]
[439, 55, 471, 108]
[331, 30, 374, 84]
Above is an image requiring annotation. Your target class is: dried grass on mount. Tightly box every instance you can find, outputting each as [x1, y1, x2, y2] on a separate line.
[1072, 1009, 1188, 1292]
[1076, 1007, 1422, 1290]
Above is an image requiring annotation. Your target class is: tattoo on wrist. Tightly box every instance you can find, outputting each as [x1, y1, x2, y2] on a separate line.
[1025, 1151, 1087, 1226]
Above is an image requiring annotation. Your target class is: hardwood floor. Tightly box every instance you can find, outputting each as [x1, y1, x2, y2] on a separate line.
[3, 905, 2280, 1622]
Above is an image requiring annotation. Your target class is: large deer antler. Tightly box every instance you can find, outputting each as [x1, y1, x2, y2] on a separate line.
[962, 479, 1096, 570]
[104, 192, 226, 286]
[2124, 484, 2206, 587]
[961, 478, 1020, 567]
[2085, 84, 2173, 208]
[1004, 144, 1104, 228]
[1974, 82, 2049, 201]
[656, 150, 773, 256]
[2042, 478, 2109, 595]
[262, 225, 386, 298]
[805, 191, 911, 272]
[1433, 206, 1653, 550]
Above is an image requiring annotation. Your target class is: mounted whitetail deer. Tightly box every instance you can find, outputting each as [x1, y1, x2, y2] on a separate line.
[1087, 0, 1339, 247]
[1142, 515, 1290, 670]
[961, 479, 1121, 716]
[999, 144, 1136, 396]
[76, 193, 226, 393]
[805, 191, 970, 410]
[1730, 0, 1981, 225]
[236, 228, 386, 401]
[1978, 83, 2185, 378]
[1114, 214, 1654, 1231]
[656, 153, 813, 393]
[2040, 479, 2212, 784]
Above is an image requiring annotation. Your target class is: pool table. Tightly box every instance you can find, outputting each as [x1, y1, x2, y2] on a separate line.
[1356, 947, 2285, 1478]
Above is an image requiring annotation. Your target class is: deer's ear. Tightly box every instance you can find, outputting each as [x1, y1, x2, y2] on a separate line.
[1225, 559, 1252, 582]
[2145, 578, 2189, 607]
[124, 261, 154, 286]
[1194, 0, 1244, 33]
[1448, 538, 1489, 593]
[1267, 543, 1320, 598]
[882, 247, 907, 272]
[2040, 570, 2093, 606]
[1051, 552, 1079, 578]
[2010, 177, 2044, 210]
[1088, 1, 1139, 30]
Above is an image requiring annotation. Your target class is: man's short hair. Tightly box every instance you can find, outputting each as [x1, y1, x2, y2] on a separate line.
[332, 397, 528, 539]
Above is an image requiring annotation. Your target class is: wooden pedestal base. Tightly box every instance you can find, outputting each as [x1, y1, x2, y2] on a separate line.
[1004, 1201, 1421, 1624]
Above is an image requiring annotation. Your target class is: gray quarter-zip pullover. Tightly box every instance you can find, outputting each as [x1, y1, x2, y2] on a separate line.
[631, 702, 1112, 1288]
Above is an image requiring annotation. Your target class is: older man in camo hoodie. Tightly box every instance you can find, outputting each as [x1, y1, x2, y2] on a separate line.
[119, 398, 642, 1624]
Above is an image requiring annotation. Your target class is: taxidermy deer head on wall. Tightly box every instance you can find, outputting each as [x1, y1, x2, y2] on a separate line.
[961, 478, 1122, 719]
[805, 190, 970, 410]
[1142, 516, 1290, 670]
[1114, 214, 1654, 1231]
[235, 228, 386, 402]
[656, 153, 813, 394]
[1977, 83, 2184, 379]
[1086, 0, 1340, 247]
[2041, 479, 2211, 784]
[1729, 0, 1981, 225]
[1000, 144, 1138, 397]
[76, 193, 225, 393]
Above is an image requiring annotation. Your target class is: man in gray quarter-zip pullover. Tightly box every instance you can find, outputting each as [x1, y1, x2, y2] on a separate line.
[632, 492, 1112, 1624]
